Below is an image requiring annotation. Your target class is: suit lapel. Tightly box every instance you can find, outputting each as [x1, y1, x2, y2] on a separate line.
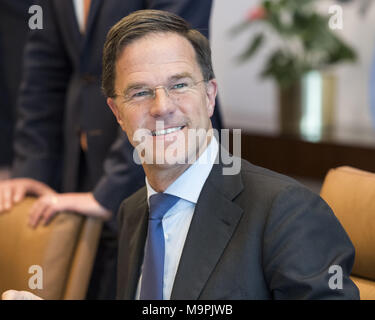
[55, 0, 81, 57]
[118, 190, 149, 300]
[171, 162, 244, 299]
[82, 0, 102, 47]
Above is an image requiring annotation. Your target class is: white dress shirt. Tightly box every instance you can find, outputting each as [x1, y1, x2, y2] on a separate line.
[136, 137, 219, 300]
[72, 0, 85, 33]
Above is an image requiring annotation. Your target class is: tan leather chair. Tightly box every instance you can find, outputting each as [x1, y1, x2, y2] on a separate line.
[0, 197, 102, 299]
[320, 166, 375, 300]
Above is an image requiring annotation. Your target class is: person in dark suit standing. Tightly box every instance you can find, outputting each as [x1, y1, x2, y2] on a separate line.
[101, 10, 358, 299]
[0, 0, 220, 299]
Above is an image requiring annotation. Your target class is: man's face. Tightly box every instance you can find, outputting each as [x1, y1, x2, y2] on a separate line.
[107, 32, 217, 168]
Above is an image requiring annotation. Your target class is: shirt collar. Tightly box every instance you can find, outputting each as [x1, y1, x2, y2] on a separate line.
[146, 136, 219, 204]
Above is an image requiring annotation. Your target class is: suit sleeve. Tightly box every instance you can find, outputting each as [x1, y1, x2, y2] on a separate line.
[11, 0, 71, 190]
[0, 0, 33, 166]
[93, 129, 145, 214]
[263, 185, 360, 299]
[93, 0, 214, 212]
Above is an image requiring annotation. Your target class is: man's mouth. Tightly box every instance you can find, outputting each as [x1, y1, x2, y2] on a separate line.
[151, 126, 185, 136]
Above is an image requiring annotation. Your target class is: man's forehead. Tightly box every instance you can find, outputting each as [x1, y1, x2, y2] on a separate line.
[122, 31, 193, 50]
[114, 32, 202, 83]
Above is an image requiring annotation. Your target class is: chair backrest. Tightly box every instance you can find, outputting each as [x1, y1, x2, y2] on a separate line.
[320, 166, 375, 300]
[0, 197, 102, 299]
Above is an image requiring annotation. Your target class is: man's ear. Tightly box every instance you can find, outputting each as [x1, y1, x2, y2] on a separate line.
[205, 79, 218, 118]
[107, 97, 124, 128]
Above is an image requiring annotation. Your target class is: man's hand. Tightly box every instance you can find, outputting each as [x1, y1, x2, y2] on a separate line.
[0, 178, 55, 213]
[28, 192, 112, 228]
[2, 290, 43, 300]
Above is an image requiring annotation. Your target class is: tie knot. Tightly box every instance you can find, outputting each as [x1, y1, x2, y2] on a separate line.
[149, 193, 180, 221]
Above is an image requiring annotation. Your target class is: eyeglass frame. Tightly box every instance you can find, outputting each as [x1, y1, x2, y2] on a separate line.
[112, 78, 208, 107]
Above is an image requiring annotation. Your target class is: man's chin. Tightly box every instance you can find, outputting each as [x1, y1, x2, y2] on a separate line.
[147, 152, 189, 167]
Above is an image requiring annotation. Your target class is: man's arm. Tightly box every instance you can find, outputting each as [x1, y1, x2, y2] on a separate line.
[0, 177, 111, 228]
[263, 185, 359, 299]
[28, 192, 111, 228]
[93, 130, 145, 214]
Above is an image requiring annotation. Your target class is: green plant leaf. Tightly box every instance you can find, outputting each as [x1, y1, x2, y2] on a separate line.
[237, 33, 265, 62]
[229, 21, 255, 36]
[232, 0, 357, 86]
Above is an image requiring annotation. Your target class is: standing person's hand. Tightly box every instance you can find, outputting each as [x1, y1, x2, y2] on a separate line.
[0, 178, 55, 213]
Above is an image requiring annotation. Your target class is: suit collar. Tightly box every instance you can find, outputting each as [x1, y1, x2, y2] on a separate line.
[83, 0, 102, 43]
[170, 159, 244, 299]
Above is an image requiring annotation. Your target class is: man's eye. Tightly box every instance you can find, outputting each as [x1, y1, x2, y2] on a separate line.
[171, 83, 188, 90]
[132, 90, 151, 98]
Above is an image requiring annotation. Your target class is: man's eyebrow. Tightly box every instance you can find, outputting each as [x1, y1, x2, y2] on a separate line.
[168, 72, 194, 81]
[122, 82, 148, 95]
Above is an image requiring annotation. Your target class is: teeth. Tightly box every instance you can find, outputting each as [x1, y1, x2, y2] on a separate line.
[153, 126, 184, 136]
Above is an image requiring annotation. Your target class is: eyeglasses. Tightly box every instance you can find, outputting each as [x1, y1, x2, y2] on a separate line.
[114, 79, 207, 107]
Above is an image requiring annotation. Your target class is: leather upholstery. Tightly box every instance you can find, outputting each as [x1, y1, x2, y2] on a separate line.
[0, 197, 102, 299]
[321, 166, 375, 300]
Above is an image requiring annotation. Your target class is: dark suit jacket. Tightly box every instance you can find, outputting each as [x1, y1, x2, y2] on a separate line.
[12, 0, 221, 214]
[117, 159, 359, 299]
[0, 0, 32, 166]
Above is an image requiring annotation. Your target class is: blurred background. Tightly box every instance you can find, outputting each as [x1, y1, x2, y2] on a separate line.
[211, 0, 375, 192]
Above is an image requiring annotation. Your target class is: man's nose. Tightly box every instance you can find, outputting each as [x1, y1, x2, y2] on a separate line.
[149, 86, 176, 117]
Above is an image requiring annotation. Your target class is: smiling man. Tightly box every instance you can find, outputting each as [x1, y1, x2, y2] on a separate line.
[104, 10, 359, 300]
[2, 9, 359, 301]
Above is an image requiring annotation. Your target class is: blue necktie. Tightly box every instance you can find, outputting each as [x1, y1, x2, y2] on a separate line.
[140, 193, 180, 300]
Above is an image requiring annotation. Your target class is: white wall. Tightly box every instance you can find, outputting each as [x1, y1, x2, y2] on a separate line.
[210, 0, 375, 132]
